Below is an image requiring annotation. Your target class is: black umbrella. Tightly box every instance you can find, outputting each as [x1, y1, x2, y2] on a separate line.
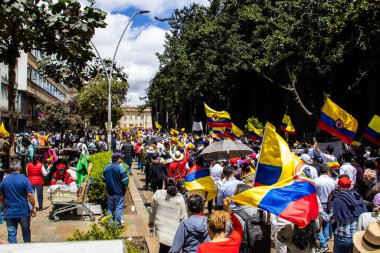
[147, 136, 164, 145]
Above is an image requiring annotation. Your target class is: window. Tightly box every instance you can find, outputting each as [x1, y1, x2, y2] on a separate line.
[27, 66, 31, 80]
[135, 115, 138, 120]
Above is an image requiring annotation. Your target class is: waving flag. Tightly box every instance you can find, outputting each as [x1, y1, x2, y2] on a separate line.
[362, 115, 380, 146]
[254, 123, 302, 186]
[279, 114, 296, 135]
[247, 122, 263, 140]
[326, 161, 340, 170]
[184, 165, 217, 201]
[170, 128, 179, 136]
[211, 127, 224, 139]
[204, 103, 232, 128]
[154, 121, 162, 130]
[231, 123, 244, 138]
[230, 176, 318, 228]
[0, 122, 9, 137]
[318, 98, 358, 144]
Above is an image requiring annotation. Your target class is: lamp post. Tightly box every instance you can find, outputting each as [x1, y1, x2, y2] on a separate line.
[90, 10, 150, 149]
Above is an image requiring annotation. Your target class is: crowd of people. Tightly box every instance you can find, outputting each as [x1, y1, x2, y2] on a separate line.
[1, 128, 380, 253]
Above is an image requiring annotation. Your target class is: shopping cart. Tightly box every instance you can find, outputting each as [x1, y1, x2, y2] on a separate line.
[49, 177, 96, 222]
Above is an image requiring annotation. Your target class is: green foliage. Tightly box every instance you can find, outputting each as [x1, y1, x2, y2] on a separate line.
[68, 215, 126, 241]
[245, 116, 263, 130]
[36, 102, 83, 134]
[67, 215, 144, 253]
[77, 76, 128, 127]
[87, 151, 112, 205]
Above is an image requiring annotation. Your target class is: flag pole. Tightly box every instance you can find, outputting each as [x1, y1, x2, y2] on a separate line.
[251, 122, 268, 187]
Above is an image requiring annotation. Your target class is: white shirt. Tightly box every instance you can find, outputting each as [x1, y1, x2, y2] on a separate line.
[358, 212, 380, 231]
[339, 162, 357, 186]
[210, 163, 223, 182]
[319, 151, 337, 163]
[315, 174, 337, 203]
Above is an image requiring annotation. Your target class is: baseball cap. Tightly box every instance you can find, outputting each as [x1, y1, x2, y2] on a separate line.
[111, 153, 124, 160]
[300, 154, 312, 164]
[151, 153, 159, 160]
[57, 163, 67, 170]
[338, 177, 352, 189]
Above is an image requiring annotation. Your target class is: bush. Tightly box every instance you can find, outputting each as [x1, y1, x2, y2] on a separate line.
[68, 215, 144, 253]
[87, 151, 129, 208]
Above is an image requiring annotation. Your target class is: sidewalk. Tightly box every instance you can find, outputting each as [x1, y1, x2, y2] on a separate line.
[0, 163, 159, 253]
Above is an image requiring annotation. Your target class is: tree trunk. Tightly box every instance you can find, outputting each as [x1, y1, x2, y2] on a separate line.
[7, 56, 17, 157]
[288, 83, 314, 116]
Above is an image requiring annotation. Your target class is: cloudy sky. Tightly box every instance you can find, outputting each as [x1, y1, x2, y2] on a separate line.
[88, 0, 209, 106]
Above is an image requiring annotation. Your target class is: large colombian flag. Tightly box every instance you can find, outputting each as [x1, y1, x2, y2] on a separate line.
[247, 122, 263, 141]
[184, 165, 217, 201]
[279, 114, 296, 135]
[318, 97, 358, 144]
[230, 176, 318, 228]
[204, 103, 232, 128]
[254, 122, 302, 186]
[224, 123, 244, 140]
[362, 115, 380, 146]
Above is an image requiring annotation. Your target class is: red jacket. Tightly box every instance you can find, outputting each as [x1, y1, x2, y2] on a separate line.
[27, 161, 45, 185]
[168, 149, 190, 183]
[197, 212, 243, 253]
[51, 168, 74, 185]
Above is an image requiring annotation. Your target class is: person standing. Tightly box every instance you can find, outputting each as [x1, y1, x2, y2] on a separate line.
[0, 159, 37, 243]
[217, 166, 243, 211]
[26, 155, 49, 210]
[1, 136, 10, 173]
[339, 152, 357, 188]
[121, 139, 135, 175]
[362, 169, 380, 212]
[102, 153, 129, 226]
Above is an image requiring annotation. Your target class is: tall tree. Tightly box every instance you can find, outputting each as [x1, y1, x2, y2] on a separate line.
[0, 0, 106, 155]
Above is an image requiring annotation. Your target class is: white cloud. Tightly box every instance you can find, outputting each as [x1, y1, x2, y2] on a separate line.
[88, 1, 210, 106]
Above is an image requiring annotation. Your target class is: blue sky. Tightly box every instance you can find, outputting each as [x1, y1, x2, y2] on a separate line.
[89, 0, 209, 106]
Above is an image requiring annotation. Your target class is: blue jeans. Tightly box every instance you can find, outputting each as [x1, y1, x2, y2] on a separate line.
[124, 157, 133, 174]
[318, 232, 327, 248]
[107, 195, 124, 226]
[32, 185, 44, 209]
[321, 203, 332, 240]
[6, 216, 31, 243]
[334, 235, 353, 253]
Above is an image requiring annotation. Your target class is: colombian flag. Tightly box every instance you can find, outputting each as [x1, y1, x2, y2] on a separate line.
[170, 128, 179, 136]
[0, 122, 9, 137]
[327, 162, 340, 170]
[204, 103, 232, 128]
[231, 123, 244, 139]
[184, 165, 217, 201]
[318, 98, 358, 144]
[230, 176, 318, 228]
[362, 115, 380, 146]
[254, 123, 302, 186]
[247, 122, 263, 141]
[279, 114, 296, 135]
[154, 121, 162, 130]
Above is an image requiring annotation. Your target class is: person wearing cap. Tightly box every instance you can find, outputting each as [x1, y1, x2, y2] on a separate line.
[102, 153, 129, 226]
[332, 176, 367, 253]
[363, 169, 380, 212]
[50, 163, 75, 186]
[340, 152, 357, 188]
[299, 154, 318, 181]
[353, 222, 380, 253]
[168, 145, 190, 188]
[358, 193, 380, 231]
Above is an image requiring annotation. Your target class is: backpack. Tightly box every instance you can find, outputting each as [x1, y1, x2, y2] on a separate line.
[234, 209, 271, 253]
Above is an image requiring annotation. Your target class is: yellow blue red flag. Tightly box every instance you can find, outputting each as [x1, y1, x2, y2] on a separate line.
[170, 128, 179, 136]
[254, 122, 302, 186]
[279, 114, 296, 135]
[204, 103, 232, 128]
[184, 165, 217, 202]
[0, 122, 9, 137]
[247, 122, 263, 141]
[154, 121, 162, 130]
[362, 115, 380, 146]
[318, 98, 358, 144]
[230, 176, 318, 228]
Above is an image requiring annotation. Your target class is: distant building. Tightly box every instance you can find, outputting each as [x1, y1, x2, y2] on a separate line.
[0, 50, 68, 131]
[118, 107, 152, 129]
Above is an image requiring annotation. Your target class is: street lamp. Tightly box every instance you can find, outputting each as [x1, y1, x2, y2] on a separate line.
[90, 10, 150, 149]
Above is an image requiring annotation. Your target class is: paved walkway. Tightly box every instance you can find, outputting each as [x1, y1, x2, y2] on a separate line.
[0, 162, 159, 252]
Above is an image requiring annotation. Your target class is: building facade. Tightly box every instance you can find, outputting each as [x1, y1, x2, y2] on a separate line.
[0, 50, 68, 132]
[117, 107, 152, 129]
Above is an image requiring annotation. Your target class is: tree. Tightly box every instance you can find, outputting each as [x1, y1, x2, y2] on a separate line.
[77, 76, 129, 127]
[0, 0, 106, 155]
[36, 103, 83, 134]
[245, 116, 263, 131]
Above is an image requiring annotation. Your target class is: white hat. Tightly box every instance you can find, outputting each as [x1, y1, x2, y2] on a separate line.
[300, 154, 312, 164]
[172, 150, 184, 162]
[147, 147, 155, 153]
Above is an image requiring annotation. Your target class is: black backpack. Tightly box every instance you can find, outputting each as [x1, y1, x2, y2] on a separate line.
[234, 209, 271, 253]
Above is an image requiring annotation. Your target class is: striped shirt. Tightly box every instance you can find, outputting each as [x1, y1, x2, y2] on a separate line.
[335, 221, 358, 238]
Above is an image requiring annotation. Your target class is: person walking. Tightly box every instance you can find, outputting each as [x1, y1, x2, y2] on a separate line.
[0, 159, 37, 243]
[121, 139, 135, 175]
[102, 153, 129, 226]
[26, 155, 49, 211]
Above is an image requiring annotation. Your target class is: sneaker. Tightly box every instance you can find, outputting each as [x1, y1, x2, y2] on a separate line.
[121, 220, 126, 224]
[317, 246, 329, 253]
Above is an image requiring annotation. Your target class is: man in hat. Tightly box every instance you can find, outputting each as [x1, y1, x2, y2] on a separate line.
[102, 153, 129, 226]
[50, 163, 75, 186]
[353, 222, 380, 253]
[168, 146, 189, 187]
[332, 176, 367, 253]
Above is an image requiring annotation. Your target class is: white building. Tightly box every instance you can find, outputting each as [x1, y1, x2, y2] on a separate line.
[117, 107, 152, 129]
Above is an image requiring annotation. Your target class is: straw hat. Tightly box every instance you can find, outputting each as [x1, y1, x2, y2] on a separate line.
[172, 150, 184, 162]
[353, 222, 380, 253]
[147, 147, 155, 153]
